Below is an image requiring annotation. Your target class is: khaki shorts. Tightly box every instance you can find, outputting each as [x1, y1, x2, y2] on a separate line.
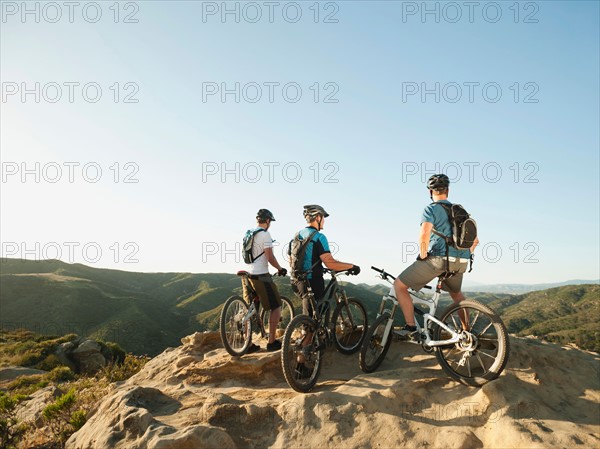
[398, 256, 468, 293]
[243, 274, 282, 311]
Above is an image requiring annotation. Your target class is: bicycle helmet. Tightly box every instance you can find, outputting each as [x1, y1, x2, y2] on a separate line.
[426, 174, 450, 190]
[303, 204, 329, 220]
[256, 209, 276, 221]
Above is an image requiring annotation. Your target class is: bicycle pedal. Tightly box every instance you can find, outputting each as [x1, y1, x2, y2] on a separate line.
[314, 342, 326, 351]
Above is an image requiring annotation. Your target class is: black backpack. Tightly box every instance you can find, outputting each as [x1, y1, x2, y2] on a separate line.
[287, 229, 320, 279]
[242, 228, 266, 264]
[431, 202, 477, 271]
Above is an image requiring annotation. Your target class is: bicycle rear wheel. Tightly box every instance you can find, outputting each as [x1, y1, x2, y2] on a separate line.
[281, 314, 323, 393]
[434, 299, 509, 387]
[332, 297, 368, 355]
[220, 296, 252, 356]
[261, 296, 295, 341]
[359, 312, 393, 373]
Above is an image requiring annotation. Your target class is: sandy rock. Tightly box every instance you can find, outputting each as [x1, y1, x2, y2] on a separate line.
[0, 366, 47, 382]
[65, 332, 600, 449]
[15, 385, 60, 427]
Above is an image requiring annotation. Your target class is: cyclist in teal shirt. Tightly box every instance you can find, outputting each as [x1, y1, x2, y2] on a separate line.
[394, 174, 479, 337]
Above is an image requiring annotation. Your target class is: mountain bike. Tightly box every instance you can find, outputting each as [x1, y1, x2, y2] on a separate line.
[359, 266, 509, 387]
[220, 271, 295, 356]
[281, 268, 368, 393]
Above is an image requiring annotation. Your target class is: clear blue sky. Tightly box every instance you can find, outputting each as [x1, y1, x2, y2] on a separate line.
[1, 1, 599, 285]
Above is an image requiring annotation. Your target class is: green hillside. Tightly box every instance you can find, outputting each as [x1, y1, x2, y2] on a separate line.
[2, 259, 598, 355]
[487, 284, 600, 352]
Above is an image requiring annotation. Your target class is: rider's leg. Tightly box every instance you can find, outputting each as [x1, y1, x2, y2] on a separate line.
[449, 290, 469, 330]
[295, 279, 323, 364]
[444, 268, 469, 329]
[268, 306, 281, 343]
[394, 278, 416, 326]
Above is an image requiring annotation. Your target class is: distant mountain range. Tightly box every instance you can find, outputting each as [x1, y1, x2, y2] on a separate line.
[462, 279, 600, 294]
[1, 259, 598, 354]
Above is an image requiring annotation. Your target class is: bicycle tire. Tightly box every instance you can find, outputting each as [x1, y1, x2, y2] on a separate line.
[331, 297, 368, 355]
[433, 299, 510, 387]
[220, 296, 252, 356]
[359, 312, 393, 373]
[260, 296, 295, 341]
[281, 314, 323, 393]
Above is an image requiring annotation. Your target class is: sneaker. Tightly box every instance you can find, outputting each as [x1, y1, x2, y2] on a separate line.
[395, 324, 418, 340]
[266, 340, 282, 351]
[247, 343, 261, 354]
[294, 363, 312, 380]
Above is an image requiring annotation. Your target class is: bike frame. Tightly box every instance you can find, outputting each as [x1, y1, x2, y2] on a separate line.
[376, 273, 462, 348]
[305, 269, 347, 324]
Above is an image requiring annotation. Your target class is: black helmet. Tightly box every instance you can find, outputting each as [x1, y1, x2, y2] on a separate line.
[303, 204, 329, 220]
[256, 209, 275, 221]
[427, 174, 450, 190]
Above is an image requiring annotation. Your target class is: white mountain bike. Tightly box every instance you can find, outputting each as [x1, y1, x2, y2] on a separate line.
[359, 266, 509, 386]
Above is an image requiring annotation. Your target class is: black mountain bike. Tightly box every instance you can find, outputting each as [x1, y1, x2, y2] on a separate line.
[281, 268, 368, 392]
[220, 271, 295, 356]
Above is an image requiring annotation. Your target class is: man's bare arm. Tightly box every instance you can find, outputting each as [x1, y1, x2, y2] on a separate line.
[419, 222, 433, 259]
[264, 247, 282, 271]
[320, 253, 353, 271]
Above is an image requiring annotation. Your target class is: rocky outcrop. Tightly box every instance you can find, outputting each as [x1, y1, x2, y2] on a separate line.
[66, 332, 600, 449]
[71, 340, 106, 374]
[0, 366, 47, 382]
[52, 338, 107, 374]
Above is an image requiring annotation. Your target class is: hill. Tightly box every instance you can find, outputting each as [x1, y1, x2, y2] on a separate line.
[463, 279, 600, 294]
[2, 259, 598, 355]
[487, 284, 600, 352]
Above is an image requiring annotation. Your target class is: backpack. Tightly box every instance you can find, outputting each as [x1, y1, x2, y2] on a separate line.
[287, 229, 320, 279]
[242, 228, 266, 264]
[431, 202, 477, 271]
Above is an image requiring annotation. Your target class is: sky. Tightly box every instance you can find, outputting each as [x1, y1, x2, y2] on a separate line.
[1, 0, 599, 286]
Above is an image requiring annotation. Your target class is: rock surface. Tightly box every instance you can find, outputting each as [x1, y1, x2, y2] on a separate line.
[66, 332, 600, 449]
[0, 366, 47, 382]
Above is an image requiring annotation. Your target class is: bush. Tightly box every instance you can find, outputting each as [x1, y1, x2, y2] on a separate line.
[37, 354, 63, 372]
[6, 375, 49, 395]
[47, 366, 75, 383]
[69, 410, 87, 431]
[43, 389, 84, 447]
[0, 392, 29, 449]
[104, 342, 126, 364]
[100, 354, 149, 383]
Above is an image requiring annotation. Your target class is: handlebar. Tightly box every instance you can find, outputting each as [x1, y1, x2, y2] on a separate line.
[323, 267, 356, 276]
[371, 266, 395, 281]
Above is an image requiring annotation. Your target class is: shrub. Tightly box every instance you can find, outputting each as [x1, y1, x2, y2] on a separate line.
[0, 392, 29, 449]
[6, 375, 49, 395]
[100, 354, 149, 383]
[43, 389, 85, 447]
[47, 366, 76, 383]
[37, 354, 63, 372]
[104, 342, 126, 364]
[69, 410, 87, 431]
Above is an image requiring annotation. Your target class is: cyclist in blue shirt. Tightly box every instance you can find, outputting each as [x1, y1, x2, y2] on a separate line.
[291, 205, 360, 316]
[394, 174, 479, 337]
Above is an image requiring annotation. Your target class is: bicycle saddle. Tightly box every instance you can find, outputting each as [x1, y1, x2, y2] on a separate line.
[236, 270, 249, 276]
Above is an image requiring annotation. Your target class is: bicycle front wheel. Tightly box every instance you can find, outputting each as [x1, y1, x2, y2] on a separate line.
[433, 299, 510, 387]
[261, 296, 295, 341]
[359, 312, 393, 373]
[281, 314, 323, 393]
[220, 296, 252, 356]
[332, 297, 368, 355]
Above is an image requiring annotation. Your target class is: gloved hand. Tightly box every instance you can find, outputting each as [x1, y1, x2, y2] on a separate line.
[277, 268, 287, 277]
[348, 265, 361, 275]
